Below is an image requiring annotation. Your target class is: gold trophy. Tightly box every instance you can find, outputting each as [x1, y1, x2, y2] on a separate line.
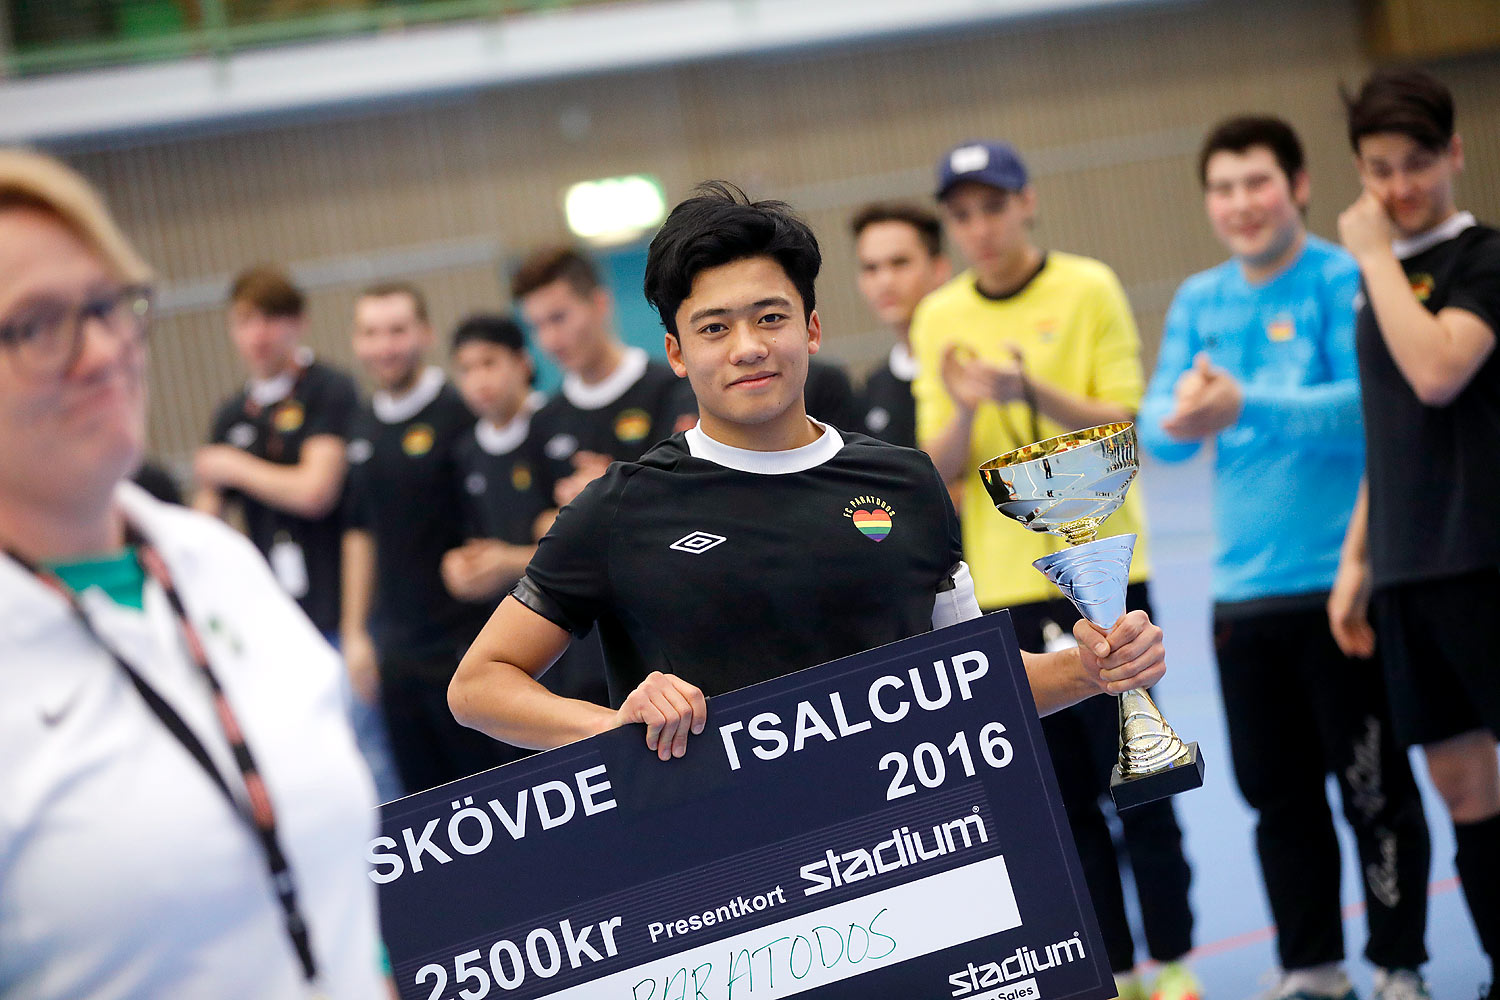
[980, 421, 1204, 809]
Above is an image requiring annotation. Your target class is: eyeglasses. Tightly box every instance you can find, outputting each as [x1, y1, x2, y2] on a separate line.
[0, 284, 154, 378]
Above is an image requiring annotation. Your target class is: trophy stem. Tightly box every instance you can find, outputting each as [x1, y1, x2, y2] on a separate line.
[1033, 533, 1196, 780]
[1057, 519, 1100, 546]
[1118, 688, 1192, 775]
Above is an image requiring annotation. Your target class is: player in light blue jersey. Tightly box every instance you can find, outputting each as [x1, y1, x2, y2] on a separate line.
[1140, 116, 1432, 1000]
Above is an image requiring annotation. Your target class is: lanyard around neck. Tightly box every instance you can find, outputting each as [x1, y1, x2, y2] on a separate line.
[5, 522, 324, 993]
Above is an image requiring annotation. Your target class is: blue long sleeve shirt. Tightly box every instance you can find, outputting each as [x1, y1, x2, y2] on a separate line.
[1139, 235, 1365, 604]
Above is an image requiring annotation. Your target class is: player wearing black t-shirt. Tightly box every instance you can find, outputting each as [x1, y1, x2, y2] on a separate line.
[194, 267, 357, 636]
[451, 182, 1166, 765]
[202, 359, 356, 631]
[517, 425, 962, 700]
[528, 346, 692, 502]
[1332, 69, 1500, 994]
[849, 202, 951, 447]
[196, 265, 402, 804]
[342, 283, 510, 795]
[513, 246, 697, 511]
[444, 314, 610, 734]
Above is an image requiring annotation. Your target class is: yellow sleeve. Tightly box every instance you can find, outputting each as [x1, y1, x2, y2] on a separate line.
[910, 296, 958, 447]
[1086, 265, 1146, 411]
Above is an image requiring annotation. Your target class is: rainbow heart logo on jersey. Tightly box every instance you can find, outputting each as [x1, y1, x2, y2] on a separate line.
[1409, 273, 1435, 302]
[614, 408, 652, 443]
[844, 495, 895, 542]
[511, 462, 533, 492]
[402, 424, 435, 457]
[272, 400, 305, 433]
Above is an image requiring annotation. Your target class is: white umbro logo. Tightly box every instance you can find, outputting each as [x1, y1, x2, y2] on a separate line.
[670, 531, 726, 554]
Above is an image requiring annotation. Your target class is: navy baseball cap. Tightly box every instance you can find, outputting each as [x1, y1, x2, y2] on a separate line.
[935, 140, 1029, 200]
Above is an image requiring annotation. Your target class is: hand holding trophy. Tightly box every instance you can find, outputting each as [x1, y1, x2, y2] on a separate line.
[980, 421, 1205, 809]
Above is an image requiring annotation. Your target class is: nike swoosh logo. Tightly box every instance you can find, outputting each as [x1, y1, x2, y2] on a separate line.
[40, 693, 81, 727]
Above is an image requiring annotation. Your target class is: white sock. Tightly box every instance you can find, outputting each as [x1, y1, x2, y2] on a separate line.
[1283, 963, 1351, 997]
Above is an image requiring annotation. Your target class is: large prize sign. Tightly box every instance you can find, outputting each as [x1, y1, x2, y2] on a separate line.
[371, 614, 1113, 1000]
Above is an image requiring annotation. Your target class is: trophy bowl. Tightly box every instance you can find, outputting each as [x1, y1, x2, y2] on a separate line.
[979, 421, 1137, 545]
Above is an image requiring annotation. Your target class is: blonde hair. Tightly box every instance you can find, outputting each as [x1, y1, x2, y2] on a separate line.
[0, 148, 152, 284]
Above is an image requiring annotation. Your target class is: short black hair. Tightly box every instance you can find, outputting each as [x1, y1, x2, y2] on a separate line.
[849, 201, 944, 258]
[644, 181, 821, 337]
[451, 313, 526, 355]
[1343, 68, 1455, 153]
[1197, 115, 1305, 187]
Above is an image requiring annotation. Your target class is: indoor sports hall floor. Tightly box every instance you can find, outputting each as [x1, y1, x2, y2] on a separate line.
[1137, 450, 1491, 997]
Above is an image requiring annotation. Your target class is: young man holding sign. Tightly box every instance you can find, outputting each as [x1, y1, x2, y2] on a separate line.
[450, 182, 1166, 758]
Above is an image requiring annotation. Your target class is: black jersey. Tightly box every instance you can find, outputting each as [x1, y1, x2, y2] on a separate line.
[453, 414, 550, 545]
[208, 358, 358, 633]
[452, 411, 613, 709]
[860, 347, 918, 448]
[803, 358, 862, 432]
[1357, 217, 1500, 587]
[346, 368, 491, 658]
[513, 426, 967, 703]
[530, 347, 696, 498]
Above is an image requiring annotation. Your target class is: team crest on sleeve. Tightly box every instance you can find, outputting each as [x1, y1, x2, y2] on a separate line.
[511, 462, 533, 492]
[844, 495, 895, 542]
[1409, 273, 1435, 302]
[272, 400, 305, 433]
[614, 408, 652, 444]
[402, 424, 436, 457]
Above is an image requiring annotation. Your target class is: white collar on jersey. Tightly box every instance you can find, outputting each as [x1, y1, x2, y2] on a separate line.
[889, 342, 918, 383]
[1392, 210, 1477, 260]
[246, 346, 314, 407]
[474, 410, 531, 456]
[685, 418, 844, 474]
[561, 346, 648, 410]
[372, 365, 445, 424]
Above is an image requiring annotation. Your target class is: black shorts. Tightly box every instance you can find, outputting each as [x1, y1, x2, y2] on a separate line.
[1374, 567, 1500, 747]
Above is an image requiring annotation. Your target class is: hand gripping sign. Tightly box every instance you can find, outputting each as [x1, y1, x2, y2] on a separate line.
[371, 614, 1114, 1000]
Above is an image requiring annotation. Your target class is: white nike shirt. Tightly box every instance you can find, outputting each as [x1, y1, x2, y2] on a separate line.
[0, 483, 384, 999]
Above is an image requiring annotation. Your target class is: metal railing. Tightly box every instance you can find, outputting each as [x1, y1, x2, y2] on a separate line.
[2, 0, 619, 77]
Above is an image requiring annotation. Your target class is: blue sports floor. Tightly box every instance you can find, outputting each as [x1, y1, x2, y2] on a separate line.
[1128, 451, 1493, 998]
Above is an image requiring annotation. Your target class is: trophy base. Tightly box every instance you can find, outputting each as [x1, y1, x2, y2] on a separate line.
[1109, 742, 1205, 811]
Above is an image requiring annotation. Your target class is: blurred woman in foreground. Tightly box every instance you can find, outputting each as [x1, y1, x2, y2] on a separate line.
[0, 150, 385, 998]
